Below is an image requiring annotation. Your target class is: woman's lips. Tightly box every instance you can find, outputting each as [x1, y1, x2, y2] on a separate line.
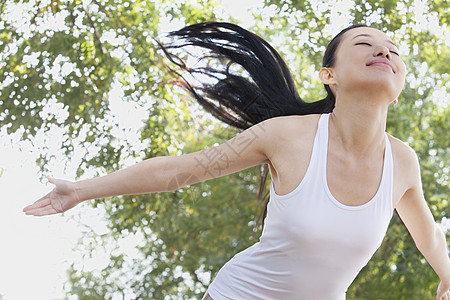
[367, 59, 395, 73]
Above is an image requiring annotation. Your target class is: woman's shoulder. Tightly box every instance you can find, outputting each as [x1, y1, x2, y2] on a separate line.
[256, 114, 322, 148]
[259, 114, 322, 137]
[255, 114, 321, 187]
[387, 133, 422, 194]
[387, 134, 428, 206]
[387, 133, 419, 164]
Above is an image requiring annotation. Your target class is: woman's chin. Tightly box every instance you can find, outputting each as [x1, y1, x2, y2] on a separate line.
[353, 75, 400, 96]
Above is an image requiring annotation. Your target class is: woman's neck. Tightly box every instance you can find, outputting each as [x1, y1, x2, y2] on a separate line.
[329, 95, 388, 156]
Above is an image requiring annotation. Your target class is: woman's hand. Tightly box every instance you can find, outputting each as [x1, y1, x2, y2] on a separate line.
[23, 176, 81, 216]
[437, 280, 450, 300]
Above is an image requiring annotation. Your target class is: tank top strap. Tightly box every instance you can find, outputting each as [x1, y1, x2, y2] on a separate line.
[306, 113, 330, 183]
[316, 113, 330, 175]
[318, 113, 330, 130]
[381, 132, 394, 211]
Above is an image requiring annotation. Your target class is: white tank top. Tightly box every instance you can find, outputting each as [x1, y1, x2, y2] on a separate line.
[208, 114, 394, 300]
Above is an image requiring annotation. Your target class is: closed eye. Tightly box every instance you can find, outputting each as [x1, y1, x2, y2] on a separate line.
[355, 42, 400, 56]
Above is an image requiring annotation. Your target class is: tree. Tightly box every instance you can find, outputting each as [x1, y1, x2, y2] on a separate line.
[1, 0, 448, 299]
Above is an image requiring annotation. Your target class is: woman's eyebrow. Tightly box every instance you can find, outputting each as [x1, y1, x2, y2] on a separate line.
[351, 33, 398, 47]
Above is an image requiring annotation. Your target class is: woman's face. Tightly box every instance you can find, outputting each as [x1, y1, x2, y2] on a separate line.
[326, 27, 406, 102]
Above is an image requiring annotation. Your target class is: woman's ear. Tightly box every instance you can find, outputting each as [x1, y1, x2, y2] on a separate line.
[319, 67, 337, 86]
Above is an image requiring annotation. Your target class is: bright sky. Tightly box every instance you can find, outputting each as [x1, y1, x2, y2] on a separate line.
[0, 0, 448, 299]
[0, 144, 84, 300]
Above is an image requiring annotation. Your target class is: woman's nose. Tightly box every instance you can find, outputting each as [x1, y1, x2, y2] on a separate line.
[374, 46, 392, 60]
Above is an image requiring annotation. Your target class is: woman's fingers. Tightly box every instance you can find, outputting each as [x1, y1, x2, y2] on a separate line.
[23, 176, 78, 216]
[23, 194, 51, 212]
[31, 206, 59, 216]
[22, 175, 57, 212]
[23, 202, 57, 216]
[47, 175, 60, 186]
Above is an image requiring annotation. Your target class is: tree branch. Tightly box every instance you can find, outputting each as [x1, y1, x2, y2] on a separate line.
[82, 5, 105, 55]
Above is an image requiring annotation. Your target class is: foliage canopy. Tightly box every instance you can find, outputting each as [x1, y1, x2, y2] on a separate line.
[1, 0, 448, 299]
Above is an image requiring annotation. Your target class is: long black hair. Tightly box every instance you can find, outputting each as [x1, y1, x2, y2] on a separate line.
[157, 22, 370, 226]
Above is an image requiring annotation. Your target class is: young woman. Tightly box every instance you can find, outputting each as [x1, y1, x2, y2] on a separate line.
[23, 22, 449, 299]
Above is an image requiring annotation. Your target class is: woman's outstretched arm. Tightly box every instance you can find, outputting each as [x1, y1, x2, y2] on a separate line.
[395, 146, 450, 300]
[23, 118, 275, 217]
